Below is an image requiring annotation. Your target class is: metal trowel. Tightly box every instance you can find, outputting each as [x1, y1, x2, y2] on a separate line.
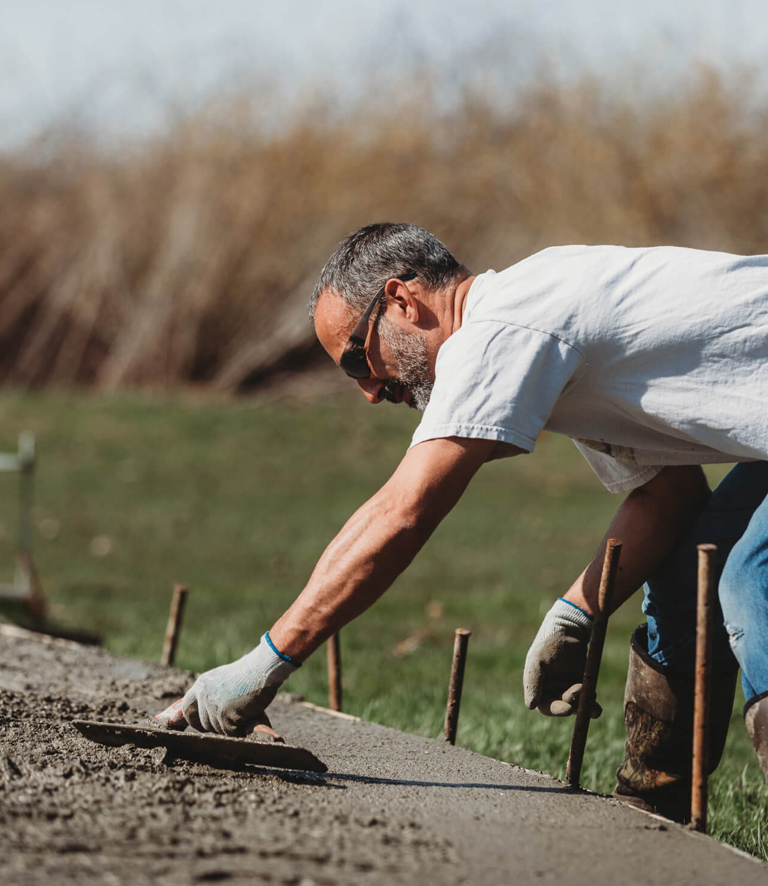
[71, 719, 327, 773]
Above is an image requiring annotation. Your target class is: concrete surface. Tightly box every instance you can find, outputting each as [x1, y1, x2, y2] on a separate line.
[0, 623, 765, 885]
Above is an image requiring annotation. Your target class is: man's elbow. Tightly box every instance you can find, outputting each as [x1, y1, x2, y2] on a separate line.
[635, 464, 711, 513]
[377, 490, 438, 543]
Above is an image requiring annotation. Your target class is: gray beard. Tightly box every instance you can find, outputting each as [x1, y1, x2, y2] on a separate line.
[377, 317, 433, 414]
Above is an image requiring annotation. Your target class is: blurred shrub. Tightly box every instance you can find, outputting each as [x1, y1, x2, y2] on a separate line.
[1, 66, 767, 390]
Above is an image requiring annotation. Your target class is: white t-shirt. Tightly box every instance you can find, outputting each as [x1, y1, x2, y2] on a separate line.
[410, 245, 768, 493]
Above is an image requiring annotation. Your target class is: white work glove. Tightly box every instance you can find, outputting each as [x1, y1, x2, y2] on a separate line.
[523, 599, 601, 718]
[169, 633, 299, 736]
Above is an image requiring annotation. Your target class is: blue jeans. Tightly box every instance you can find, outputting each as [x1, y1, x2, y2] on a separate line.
[643, 462, 768, 703]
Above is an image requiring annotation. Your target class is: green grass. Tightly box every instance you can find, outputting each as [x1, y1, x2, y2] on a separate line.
[0, 390, 764, 860]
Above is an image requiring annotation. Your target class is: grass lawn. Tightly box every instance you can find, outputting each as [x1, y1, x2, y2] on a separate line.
[0, 390, 764, 860]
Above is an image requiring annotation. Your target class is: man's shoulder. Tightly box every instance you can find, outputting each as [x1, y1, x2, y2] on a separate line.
[464, 245, 617, 331]
[493, 242, 752, 282]
[496, 243, 641, 276]
[468, 243, 699, 325]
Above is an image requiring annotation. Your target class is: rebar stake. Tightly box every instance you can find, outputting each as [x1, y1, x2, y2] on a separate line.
[565, 538, 622, 789]
[327, 632, 342, 712]
[691, 543, 717, 833]
[444, 628, 471, 745]
[161, 584, 189, 667]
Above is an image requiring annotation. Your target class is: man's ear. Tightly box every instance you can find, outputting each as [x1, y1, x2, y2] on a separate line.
[384, 277, 420, 323]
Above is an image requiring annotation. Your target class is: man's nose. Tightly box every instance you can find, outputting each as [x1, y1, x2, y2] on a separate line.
[356, 376, 386, 403]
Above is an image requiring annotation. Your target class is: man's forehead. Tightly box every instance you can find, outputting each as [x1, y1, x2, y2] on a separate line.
[314, 290, 355, 356]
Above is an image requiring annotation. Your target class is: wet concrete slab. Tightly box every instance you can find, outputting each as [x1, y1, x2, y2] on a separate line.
[0, 624, 765, 885]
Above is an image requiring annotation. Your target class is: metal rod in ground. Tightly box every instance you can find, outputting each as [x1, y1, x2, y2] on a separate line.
[444, 628, 471, 745]
[691, 543, 717, 833]
[161, 584, 189, 667]
[327, 632, 342, 712]
[565, 538, 622, 789]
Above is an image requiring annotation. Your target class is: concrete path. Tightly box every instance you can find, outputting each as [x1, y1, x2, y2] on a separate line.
[0, 624, 765, 885]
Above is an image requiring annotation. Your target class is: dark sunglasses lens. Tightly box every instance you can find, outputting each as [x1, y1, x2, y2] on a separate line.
[341, 349, 370, 379]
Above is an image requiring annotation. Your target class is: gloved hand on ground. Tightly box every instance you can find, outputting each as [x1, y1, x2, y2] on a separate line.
[523, 598, 601, 718]
[155, 632, 299, 737]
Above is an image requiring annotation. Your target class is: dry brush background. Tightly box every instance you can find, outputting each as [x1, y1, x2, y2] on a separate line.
[2, 66, 768, 390]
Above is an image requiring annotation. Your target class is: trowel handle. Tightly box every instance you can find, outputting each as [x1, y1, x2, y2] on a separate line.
[155, 697, 283, 742]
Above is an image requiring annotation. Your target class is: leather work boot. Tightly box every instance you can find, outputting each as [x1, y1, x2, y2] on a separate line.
[744, 692, 768, 784]
[613, 625, 738, 823]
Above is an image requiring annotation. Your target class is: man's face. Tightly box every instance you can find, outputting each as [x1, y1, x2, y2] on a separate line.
[314, 291, 435, 413]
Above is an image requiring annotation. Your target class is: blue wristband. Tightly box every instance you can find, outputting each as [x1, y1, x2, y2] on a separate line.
[557, 598, 593, 620]
[265, 631, 301, 667]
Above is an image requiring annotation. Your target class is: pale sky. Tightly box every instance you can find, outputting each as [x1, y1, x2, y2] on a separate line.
[0, 0, 765, 144]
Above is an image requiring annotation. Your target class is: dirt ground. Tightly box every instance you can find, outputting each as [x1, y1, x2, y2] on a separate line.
[1, 625, 765, 886]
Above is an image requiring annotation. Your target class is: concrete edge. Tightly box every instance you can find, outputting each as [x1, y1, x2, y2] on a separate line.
[0, 622, 83, 650]
[297, 700, 362, 722]
[614, 794, 767, 866]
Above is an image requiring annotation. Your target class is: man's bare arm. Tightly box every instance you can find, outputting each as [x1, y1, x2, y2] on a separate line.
[165, 434, 509, 735]
[270, 436, 505, 661]
[563, 464, 711, 616]
[523, 464, 711, 717]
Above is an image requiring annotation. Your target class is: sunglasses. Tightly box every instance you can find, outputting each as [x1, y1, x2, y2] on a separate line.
[339, 273, 416, 379]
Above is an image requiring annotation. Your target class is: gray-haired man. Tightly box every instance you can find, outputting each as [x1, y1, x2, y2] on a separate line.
[160, 223, 768, 822]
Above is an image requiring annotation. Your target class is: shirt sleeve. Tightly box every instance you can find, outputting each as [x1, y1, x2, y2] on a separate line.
[410, 320, 584, 457]
[572, 439, 663, 493]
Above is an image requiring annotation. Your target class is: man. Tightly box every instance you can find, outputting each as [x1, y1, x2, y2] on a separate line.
[159, 223, 768, 822]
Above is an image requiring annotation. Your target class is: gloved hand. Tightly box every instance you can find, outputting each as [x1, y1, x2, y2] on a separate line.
[523, 598, 601, 718]
[156, 633, 299, 736]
